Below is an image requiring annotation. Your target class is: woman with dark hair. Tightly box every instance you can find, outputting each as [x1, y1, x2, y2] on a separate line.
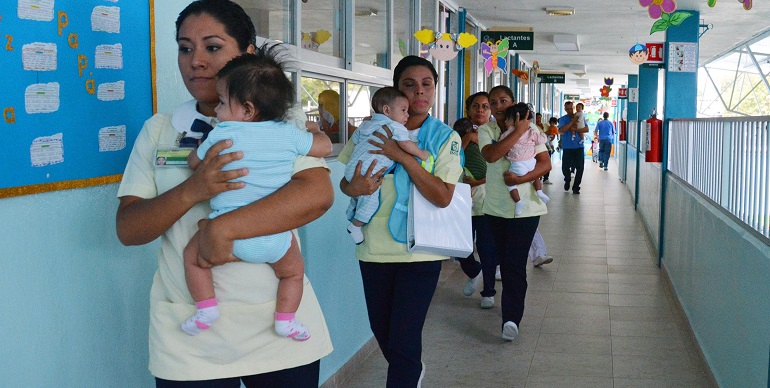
[453, 92, 500, 308]
[116, 1, 333, 386]
[338, 55, 463, 387]
[477, 85, 550, 341]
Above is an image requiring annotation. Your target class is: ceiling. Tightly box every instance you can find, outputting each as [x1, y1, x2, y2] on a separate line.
[457, 0, 770, 96]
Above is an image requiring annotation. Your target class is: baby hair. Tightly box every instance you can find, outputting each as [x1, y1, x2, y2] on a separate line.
[452, 117, 474, 138]
[217, 44, 294, 122]
[371, 87, 407, 114]
[549, 117, 558, 125]
[504, 102, 533, 123]
[576, 102, 585, 109]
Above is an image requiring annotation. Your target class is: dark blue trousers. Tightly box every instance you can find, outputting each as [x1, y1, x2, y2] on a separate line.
[599, 139, 613, 167]
[487, 215, 540, 327]
[456, 215, 498, 297]
[359, 260, 441, 388]
[155, 360, 320, 388]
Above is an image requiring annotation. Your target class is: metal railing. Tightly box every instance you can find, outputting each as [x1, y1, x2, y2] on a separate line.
[668, 117, 770, 238]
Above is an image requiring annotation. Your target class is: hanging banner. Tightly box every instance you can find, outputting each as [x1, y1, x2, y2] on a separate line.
[480, 28, 534, 50]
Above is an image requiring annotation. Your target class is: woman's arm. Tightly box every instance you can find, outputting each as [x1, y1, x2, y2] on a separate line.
[116, 140, 246, 246]
[481, 127, 526, 164]
[339, 160, 387, 197]
[464, 176, 486, 187]
[369, 130, 454, 208]
[503, 151, 551, 186]
[195, 166, 333, 268]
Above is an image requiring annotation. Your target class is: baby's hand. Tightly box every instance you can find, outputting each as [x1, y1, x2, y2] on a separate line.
[305, 120, 321, 133]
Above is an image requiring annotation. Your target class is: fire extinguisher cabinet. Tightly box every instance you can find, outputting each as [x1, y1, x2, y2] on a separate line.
[645, 110, 662, 162]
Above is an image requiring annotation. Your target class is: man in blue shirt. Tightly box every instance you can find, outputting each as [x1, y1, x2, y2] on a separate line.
[558, 101, 589, 194]
[594, 112, 615, 171]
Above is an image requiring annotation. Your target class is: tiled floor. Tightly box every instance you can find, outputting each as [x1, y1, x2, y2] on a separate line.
[339, 157, 715, 387]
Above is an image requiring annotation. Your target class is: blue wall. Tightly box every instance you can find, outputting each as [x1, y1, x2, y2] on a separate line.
[0, 161, 372, 386]
[662, 177, 770, 387]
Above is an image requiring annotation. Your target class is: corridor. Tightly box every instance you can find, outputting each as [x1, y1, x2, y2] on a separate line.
[338, 157, 715, 387]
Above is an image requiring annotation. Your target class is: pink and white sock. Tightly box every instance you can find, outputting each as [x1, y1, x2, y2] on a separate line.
[181, 298, 219, 336]
[274, 312, 311, 341]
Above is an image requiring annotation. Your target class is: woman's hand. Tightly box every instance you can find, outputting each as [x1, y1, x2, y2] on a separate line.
[503, 171, 526, 186]
[194, 218, 239, 269]
[368, 125, 412, 165]
[182, 139, 247, 204]
[340, 159, 387, 197]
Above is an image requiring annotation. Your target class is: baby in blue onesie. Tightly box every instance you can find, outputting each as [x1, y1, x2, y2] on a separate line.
[345, 87, 430, 244]
[181, 47, 331, 340]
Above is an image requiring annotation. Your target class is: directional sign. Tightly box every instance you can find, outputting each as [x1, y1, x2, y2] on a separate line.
[538, 72, 565, 84]
[481, 29, 534, 51]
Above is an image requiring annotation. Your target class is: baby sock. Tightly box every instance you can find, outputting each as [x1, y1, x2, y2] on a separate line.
[514, 202, 523, 216]
[347, 223, 364, 244]
[536, 190, 550, 203]
[275, 312, 311, 341]
[181, 298, 219, 336]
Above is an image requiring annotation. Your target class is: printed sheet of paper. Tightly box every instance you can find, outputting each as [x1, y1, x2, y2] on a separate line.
[25, 82, 60, 114]
[18, 0, 55, 21]
[22, 42, 57, 71]
[97, 80, 125, 101]
[98, 125, 126, 152]
[30, 133, 64, 167]
[95, 44, 123, 69]
[91, 6, 121, 33]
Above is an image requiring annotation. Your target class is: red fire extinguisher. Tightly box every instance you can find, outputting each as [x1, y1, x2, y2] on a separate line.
[619, 120, 627, 141]
[645, 109, 662, 162]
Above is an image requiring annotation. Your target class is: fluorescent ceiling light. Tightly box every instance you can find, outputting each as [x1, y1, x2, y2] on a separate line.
[545, 7, 575, 16]
[576, 79, 590, 86]
[554, 34, 580, 51]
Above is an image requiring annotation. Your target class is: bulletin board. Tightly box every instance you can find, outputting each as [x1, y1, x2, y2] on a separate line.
[0, 1, 154, 198]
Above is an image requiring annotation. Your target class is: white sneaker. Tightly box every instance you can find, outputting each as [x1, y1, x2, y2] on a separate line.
[417, 361, 426, 387]
[502, 321, 519, 341]
[463, 274, 479, 297]
[347, 224, 364, 245]
[532, 255, 553, 267]
[480, 296, 494, 309]
[495, 265, 501, 281]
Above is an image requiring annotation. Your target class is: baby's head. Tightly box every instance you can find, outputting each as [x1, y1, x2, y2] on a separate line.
[503, 102, 533, 126]
[452, 117, 474, 138]
[371, 87, 409, 125]
[576, 102, 584, 112]
[215, 44, 294, 123]
[549, 117, 558, 125]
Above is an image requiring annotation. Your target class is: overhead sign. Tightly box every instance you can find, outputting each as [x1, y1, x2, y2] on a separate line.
[481, 29, 534, 51]
[538, 72, 565, 84]
[618, 87, 628, 99]
[564, 94, 580, 101]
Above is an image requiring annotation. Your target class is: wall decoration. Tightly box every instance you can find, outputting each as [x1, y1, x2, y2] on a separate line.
[413, 29, 477, 61]
[604, 77, 614, 86]
[640, 0, 678, 19]
[629, 43, 649, 64]
[511, 69, 529, 83]
[480, 38, 509, 77]
[600, 85, 612, 98]
[649, 11, 692, 34]
[707, 0, 752, 10]
[532, 60, 540, 74]
[301, 30, 332, 52]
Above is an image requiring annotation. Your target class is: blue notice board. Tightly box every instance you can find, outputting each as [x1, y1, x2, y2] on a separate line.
[0, 1, 152, 196]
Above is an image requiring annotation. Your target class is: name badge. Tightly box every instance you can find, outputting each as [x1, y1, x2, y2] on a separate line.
[155, 147, 193, 167]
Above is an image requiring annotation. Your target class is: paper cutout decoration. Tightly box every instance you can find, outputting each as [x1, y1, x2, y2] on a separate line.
[629, 43, 649, 64]
[511, 69, 529, 83]
[600, 85, 612, 98]
[640, 0, 677, 19]
[532, 60, 540, 74]
[707, 0, 752, 10]
[301, 30, 331, 51]
[481, 38, 509, 77]
[649, 11, 692, 34]
[413, 29, 478, 61]
[604, 77, 614, 86]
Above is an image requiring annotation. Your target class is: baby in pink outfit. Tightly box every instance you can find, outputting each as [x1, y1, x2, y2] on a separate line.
[500, 105, 550, 216]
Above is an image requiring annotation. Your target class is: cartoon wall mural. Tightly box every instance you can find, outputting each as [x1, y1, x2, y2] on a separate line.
[707, 0, 752, 10]
[480, 38, 509, 77]
[413, 29, 478, 61]
[511, 69, 529, 83]
[301, 30, 332, 52]
[629, 43, 649, 64]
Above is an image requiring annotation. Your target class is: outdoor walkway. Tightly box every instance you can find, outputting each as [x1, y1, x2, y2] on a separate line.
[339, 157, 715, 387]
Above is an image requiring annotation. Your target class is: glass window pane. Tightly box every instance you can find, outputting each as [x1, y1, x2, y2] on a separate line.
[301, 77, 342, 145]
[392, 0, 411, 64]
[355, 0, 388, 68]
[237, 1, 292, 44]
[300, 0, 342, 57]
[347, 83, 382, 134]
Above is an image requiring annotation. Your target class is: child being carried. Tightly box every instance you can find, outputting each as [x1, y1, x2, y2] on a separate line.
[345, 87, 430, 244]
[500, 103, 550, 216]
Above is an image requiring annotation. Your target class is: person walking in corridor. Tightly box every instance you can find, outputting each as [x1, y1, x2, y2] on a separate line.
[558, 101, 589, 194]
[595, 112, 615, 170]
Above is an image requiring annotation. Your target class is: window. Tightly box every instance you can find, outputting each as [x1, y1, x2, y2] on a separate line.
[301, 77, 343, 151]
[354, 0, 388, 68]
[237, 1, 293, 44]
[300, 0, 342, 57]
[347, 83, 381, 130]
